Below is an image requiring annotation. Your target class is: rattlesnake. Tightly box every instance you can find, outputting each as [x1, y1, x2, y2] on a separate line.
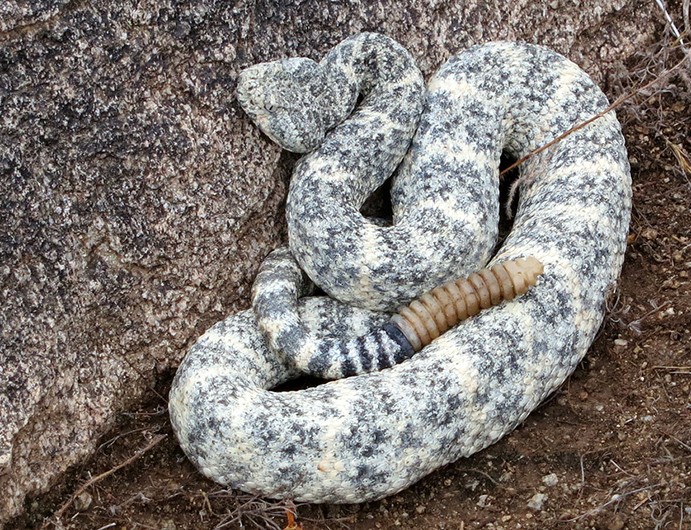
[169, 33, 631, 503]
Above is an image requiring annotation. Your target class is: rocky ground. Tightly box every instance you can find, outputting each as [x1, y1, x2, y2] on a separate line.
[6, 16, 691, 530]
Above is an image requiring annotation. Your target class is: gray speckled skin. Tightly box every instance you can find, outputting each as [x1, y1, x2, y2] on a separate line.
[169, 33, 631, 503]
[251, 247, 414, 379]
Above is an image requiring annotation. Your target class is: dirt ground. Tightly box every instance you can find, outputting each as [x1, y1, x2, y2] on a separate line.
[8, 25, 691, 530]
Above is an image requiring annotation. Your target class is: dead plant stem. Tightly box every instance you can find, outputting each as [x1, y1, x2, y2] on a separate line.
[500, 54, 690, 178]
[43, 434, 167, 529]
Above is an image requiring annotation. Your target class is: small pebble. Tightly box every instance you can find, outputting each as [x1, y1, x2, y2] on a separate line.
[477, 494, 489, 507]
[160, 520, 177, 530]
[73, 491, 92, 512]
[641, 228, 657, 239]
[607, 513, 627, 530]
[527, 492, 548, 511]
[542, 473, 558, 487]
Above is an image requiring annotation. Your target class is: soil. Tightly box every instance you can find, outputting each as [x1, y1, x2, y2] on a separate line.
[7, 29, 691, 530]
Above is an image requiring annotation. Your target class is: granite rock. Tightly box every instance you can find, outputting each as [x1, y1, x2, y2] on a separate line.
[0, 0, 658, 523]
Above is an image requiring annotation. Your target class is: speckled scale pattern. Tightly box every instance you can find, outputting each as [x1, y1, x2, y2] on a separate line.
[286, 34, 500, 313]
[251, 246, 413, 379]
[169, 33, 631, 503]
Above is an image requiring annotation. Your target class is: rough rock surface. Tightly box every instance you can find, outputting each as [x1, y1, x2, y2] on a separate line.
[0, 0, 658, 524]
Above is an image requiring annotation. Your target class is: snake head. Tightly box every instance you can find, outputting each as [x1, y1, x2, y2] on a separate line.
[237, 57, 328, 153]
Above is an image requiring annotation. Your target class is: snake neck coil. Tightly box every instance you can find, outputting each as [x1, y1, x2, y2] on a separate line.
[390, 257, 544, 352]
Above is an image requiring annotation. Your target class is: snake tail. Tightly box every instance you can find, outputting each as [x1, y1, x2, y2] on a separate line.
[391, 257, 544, 352]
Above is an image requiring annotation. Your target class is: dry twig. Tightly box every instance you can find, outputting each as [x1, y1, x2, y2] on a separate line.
[500, 53, 690, 179]
[42, 434, 167, 529]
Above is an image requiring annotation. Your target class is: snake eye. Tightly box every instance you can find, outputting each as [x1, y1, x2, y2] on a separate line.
[263, 96, 281, 113]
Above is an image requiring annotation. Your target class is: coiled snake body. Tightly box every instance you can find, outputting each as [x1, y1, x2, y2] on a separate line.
[169, 33, 631, 503]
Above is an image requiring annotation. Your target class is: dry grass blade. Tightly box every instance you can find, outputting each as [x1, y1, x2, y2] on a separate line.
[655, 0, 687, 44]
[500, 52, 690, 180]
[666, 140, 691, 174]
[211, 493, 294, 530]
[565, 483, 664, 522]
